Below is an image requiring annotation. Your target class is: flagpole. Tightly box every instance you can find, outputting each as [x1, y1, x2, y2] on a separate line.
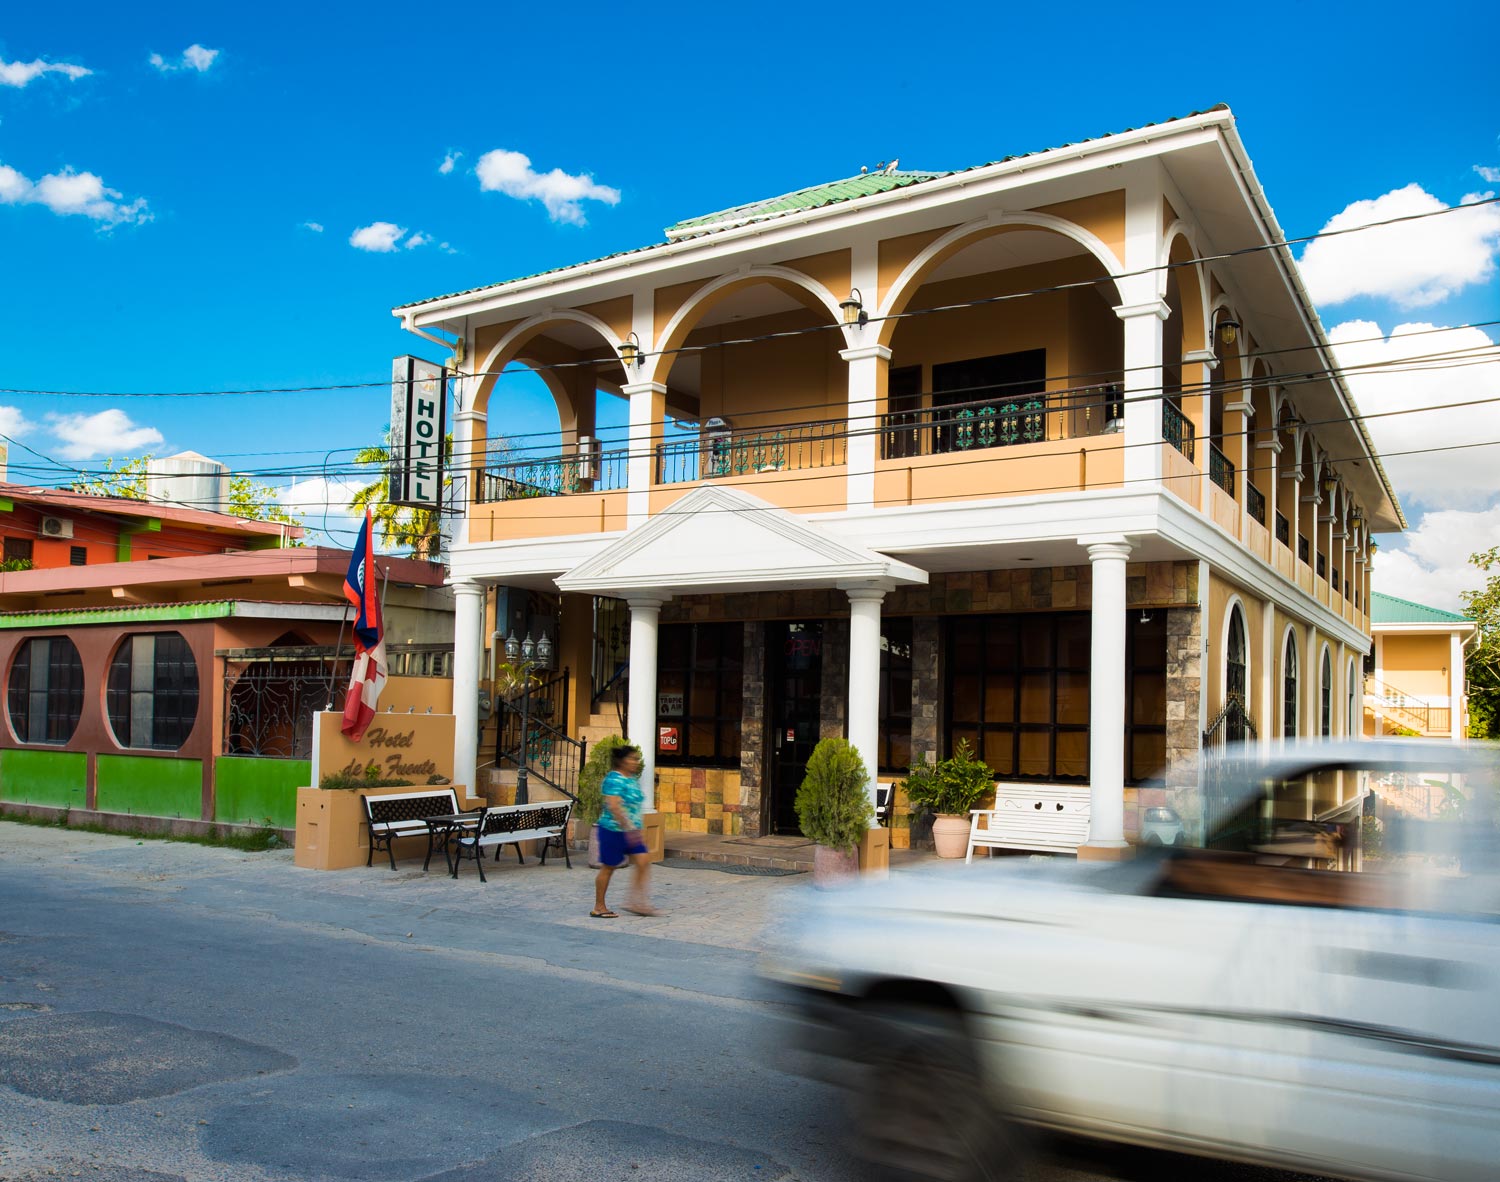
[325, 602, 351, 712]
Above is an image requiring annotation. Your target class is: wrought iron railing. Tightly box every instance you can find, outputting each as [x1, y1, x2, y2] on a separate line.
[879, 384, 1120, 461]
[657, 419, 846, 484]
[1364, 677, 1452, 735]
[478, 448, 629, 502]
[1275, 511, 1290, 547]
[1208, 443, 1235, 496]
[591, 596, 630, 715]
[223, 652, 351, 758]
[1247, 482, 1266, 525]
[1162, 401, 1195, 461]
[494, 667, 585, 798]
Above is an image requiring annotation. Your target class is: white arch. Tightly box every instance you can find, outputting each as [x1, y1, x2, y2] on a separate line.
[645, 265, 844, 386]
[1221, 595, 1251, 717]
[878, 212, 1125, 324]
[470, 308, 625, 414]
[1160, 221, 1213, 326]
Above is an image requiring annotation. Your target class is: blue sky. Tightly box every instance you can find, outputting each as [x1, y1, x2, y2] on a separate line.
[1, 2, 1498, 600]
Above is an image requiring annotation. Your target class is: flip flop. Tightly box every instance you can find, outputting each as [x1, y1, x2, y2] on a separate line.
[589, 909, 619, 918]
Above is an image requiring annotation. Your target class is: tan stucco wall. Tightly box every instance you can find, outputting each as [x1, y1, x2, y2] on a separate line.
[1379, 634, 1452, 698]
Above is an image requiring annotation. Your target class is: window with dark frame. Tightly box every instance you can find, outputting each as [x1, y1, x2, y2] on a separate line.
[655, 622, 743, 768]
[3, 537, 33, 566]
[1226, 604, 1248, 743]
[7, 636, 84, 745]
[1321, 649, 1333, 738]
[878, 617, 913, 774]
[1284, 633, 1299, 738]
[1126, 613, 1168, 784]
[69, 546, 87, 566]
[105, 632, 200, 750]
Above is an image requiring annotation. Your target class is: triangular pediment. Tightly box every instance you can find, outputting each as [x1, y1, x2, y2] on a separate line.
[555, 485, 926, 596]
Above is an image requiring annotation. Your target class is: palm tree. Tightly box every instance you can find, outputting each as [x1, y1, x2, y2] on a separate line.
[349, 433, 451, 560]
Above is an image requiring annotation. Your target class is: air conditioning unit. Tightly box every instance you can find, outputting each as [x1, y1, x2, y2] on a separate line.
[40, 516, 74, 539]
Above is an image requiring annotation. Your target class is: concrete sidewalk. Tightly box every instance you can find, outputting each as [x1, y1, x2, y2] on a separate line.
[0, 820, 946, 955]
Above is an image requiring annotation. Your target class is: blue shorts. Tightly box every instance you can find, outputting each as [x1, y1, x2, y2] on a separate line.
[596, 825, 648, 868]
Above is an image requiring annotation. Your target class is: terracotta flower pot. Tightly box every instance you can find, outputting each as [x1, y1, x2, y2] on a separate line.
[813, 843, 860, 887]
[931, 814, 971, 859]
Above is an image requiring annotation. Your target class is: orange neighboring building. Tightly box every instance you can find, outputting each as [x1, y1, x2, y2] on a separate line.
[0, 480, 296, 571]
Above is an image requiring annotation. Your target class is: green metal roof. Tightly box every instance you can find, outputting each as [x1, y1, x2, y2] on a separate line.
[664, 170, 947, 239]
[1370, 591, 1472, 626]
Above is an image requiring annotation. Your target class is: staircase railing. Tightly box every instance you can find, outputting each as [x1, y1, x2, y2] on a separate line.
[1364, 677, 1451, 735]
[494, 667, 586, 798]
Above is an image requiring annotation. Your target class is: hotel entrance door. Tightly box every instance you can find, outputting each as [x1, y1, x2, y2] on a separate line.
[767, 621, 824, 835]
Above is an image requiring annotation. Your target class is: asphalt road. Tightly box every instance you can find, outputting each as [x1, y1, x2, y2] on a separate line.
[0, 824, 1330, 1182]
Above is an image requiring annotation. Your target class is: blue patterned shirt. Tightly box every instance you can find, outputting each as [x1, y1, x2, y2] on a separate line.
[598, 769, 644, 832]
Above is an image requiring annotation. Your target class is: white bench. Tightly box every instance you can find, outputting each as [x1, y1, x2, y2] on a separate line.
[966, 784, 1091, 861]
[451, 802, 574, 882]
[362, 788, 460, 870]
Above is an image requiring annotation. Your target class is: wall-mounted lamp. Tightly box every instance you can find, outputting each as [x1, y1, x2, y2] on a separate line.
[1321, 475, 1338, 496]
[840, 288, 868, 327]
[1281, 412, 1302, 432]
[1139, 609, 1153, 624]
[1216, 315, 1241, 348]
[619, 331, 643, 372]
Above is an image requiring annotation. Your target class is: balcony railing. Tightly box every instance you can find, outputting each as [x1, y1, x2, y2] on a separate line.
[1247, 482, 1266, 526]
[658, 419, 846, 484]
[880, 384, 1121, 461]
[1208, 444, 1235, 497]
[1163, 400, 1195, 461]
[478, 447, 629, 502]
[1275, 511, 1290, 547]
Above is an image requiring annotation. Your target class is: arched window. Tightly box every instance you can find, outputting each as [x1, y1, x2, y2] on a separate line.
[1347, 658, 1359, 736]
[106, 632, 199, 750]
[1283, 631, 1299, 739]
[1320, 648, 1333, 737]
[1226, 604, 1247, 742]
[7, 636, 84, 745]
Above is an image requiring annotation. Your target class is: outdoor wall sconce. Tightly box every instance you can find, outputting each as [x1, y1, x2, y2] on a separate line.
[1216, 315, 1241, 347]
[840, 288, 868, 327]
[619, 332, 643, 372]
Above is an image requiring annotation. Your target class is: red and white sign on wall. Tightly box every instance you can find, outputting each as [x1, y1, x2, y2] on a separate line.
[658, 726, 679, 753]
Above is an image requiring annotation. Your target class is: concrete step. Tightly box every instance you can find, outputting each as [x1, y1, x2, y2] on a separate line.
[661, 832, 815, 872]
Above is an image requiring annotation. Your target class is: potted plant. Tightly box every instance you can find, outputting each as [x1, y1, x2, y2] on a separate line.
[901, 739, 995, 858]
[795, 738, 874, 885]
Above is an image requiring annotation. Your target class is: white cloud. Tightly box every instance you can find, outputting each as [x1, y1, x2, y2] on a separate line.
[0, 55, 90, 88]
[1372, 505, 1500, 613]
[404, 231, 430, 250]
[474, 148, 620, 225]
[0, 161, 149, 226]
[47, 409, 164, 460]
[439, 151, 461, 175]
[0, 406, 36, 438]
[1328, 320, 1500, 511]
[279, 475, 366, 543]
[1475, 166, 1500, 184]
[150, 44, 220, 73]
[349, 221, 405, 252]
[302, 221, 324, 233]
[1300, 184, 1500, 308]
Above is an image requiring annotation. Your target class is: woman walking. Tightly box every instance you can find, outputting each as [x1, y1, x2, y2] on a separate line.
[592, 745, 658, 917]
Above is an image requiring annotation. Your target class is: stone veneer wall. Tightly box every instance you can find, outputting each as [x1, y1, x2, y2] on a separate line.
[819, 619, 849, 741]
[738, 622, 766, 837]
[1158, 605, 1205, 842]
[657, 766, 746, 836]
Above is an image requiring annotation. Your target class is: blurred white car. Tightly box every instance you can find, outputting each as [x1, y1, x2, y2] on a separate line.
[763, 740, 1500, 1182]
[1137, 804, 1185, 847]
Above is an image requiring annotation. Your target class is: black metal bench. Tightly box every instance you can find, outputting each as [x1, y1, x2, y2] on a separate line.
[450, 802, 573, 882]
[362, 789, 460, 870]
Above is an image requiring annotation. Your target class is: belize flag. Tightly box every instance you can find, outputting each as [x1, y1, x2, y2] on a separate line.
[340, 510, 387, 741]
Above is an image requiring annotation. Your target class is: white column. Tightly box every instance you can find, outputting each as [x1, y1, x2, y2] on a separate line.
[451, 407, 487, 548]
[1451, 632, 1465, 742]
[1115, 301, 1169, 486]
[451, 580, 486, 796]
[840, 344, 891, 511]
[844, 585, 886, 819]
[626, 597, 664, 808]
[623, 381, 666, 529]
[1081, 537, 1133, 858]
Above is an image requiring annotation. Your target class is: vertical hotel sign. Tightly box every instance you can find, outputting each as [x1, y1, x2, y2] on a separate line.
[390, 356, 446, 509]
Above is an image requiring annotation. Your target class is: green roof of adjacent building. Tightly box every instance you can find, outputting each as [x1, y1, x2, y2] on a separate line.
[664, 170, 948, 239]
[1370, 591, 1472, 626]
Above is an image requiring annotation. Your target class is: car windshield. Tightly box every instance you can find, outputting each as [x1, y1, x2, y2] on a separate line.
[1175, 741, 1500, 918]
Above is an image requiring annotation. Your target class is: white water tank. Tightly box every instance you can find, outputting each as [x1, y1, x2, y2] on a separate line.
[147, 451, 228, 514]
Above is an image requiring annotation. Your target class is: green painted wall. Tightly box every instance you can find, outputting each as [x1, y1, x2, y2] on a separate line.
[213, 757, 309, 829]
[96, 755, 203, 819]
[0, 749, 87, 808]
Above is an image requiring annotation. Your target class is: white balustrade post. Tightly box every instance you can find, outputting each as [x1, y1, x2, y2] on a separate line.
[623, 381, 666, 530]
[451, 580, 486, 797]
[626, 597, 664, 807]
[844, 585, 887, 819]
[1080, 537, 1133, 858]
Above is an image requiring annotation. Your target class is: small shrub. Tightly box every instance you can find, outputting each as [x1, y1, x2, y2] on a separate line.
[318, 771, 414, 790]
[795, 738, 873, 854]
[577, 735, 629, 828]
[901, 738, 994, 817]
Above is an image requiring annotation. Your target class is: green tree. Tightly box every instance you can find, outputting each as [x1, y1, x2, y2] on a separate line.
[1462, 546, 1500, 739]
[350, 433, 454, 560]
[226, 474, 303, 530]
[71, 455, 151, 499]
